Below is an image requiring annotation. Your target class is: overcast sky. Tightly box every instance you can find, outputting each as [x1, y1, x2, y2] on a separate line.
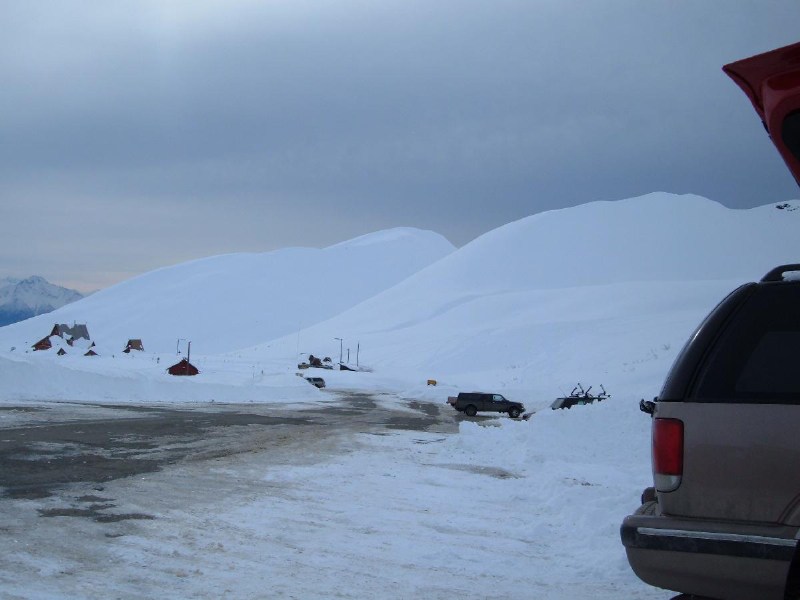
[2, 1, 799, 292]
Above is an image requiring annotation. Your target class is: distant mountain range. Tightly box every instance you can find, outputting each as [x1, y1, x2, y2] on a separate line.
[0, 276, 84, 327]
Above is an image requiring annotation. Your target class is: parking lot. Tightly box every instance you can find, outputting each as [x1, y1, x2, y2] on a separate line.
[0, 393, 456, 503]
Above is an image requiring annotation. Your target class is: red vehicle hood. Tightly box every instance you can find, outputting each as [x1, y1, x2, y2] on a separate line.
[724, 41, 800, 185]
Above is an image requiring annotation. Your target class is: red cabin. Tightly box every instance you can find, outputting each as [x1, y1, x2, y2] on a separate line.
[167, 358, 199, 376]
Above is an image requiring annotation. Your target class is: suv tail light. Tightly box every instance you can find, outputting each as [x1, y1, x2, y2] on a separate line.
[652, 418, 683, 492]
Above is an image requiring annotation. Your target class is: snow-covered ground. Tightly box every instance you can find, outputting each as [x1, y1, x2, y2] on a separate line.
[1, 393, 661, 599]
[1, 193, 798, 598]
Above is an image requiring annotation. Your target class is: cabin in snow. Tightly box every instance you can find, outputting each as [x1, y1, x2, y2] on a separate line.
[123, 339, 144, 353]
[32, 323, 90, 351]
[32, 337, 54, 351]
[167, 358, 199, 376]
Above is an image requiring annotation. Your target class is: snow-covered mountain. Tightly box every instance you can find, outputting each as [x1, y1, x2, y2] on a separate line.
[245, 193, 800, 399]
[0, 228, 455, 354]
[0, 276, 83, 327]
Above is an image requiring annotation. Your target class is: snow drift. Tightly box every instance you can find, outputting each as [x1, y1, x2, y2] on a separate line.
[245, 193, 800, 404]
[0, 228, 454, 354]
[1, 192, 798, 405]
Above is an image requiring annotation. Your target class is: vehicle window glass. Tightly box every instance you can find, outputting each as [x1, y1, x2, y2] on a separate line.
[736, 332, 800, 395]
[694, 285, 800, 402]
[783, 110, 800, 163]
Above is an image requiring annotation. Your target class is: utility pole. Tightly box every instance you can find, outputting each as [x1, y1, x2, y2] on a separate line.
[356, 342, 360, 367]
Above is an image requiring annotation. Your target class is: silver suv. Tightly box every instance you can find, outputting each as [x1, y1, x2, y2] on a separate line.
[621, 41, 800, 600]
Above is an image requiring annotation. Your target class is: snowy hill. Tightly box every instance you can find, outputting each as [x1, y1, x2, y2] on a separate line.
[1, 193, 798, 599]
[370, 192, 799, 294]
[0, 193, 796, 400]
[0, 276, 83, 327]
[1, 192, 798, 399]
[245, 193, 800, 404]
[0, 228, 455, 354]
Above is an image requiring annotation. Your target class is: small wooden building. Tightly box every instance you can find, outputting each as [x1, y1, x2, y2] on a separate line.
[33, 323, 91, 351]
[168, 358, 199, 376]
[32, 336, 53, 351]
[124, 339, 144, 353]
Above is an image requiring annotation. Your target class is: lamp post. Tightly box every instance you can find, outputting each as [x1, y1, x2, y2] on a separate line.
[334, 337, 343, 364]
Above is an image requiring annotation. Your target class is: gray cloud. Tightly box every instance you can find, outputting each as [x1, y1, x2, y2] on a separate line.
[1, 1, 799, 291]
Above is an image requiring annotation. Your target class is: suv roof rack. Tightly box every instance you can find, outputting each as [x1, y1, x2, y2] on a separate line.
[761, 264, 800, 282]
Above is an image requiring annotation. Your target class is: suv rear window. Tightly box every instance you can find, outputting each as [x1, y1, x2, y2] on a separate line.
[693, 284, 800, 402]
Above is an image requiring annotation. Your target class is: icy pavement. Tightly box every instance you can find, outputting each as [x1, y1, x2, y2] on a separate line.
[0, 397, 669, 599]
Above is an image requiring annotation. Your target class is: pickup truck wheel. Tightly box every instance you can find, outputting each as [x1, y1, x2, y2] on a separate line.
[465, 405, 477, 417]
[508, 407, 520, 418]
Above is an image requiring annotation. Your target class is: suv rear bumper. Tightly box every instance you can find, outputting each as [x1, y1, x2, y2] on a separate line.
[621, 510, 798, 600]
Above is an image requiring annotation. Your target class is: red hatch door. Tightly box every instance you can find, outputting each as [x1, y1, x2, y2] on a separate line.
[724, 41, 800, 185]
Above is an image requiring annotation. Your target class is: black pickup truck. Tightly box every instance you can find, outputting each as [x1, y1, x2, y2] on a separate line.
[447, 392, 525, 418]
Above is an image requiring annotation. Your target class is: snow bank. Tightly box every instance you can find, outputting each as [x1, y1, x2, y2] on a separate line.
[0, 354, 320, 404]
